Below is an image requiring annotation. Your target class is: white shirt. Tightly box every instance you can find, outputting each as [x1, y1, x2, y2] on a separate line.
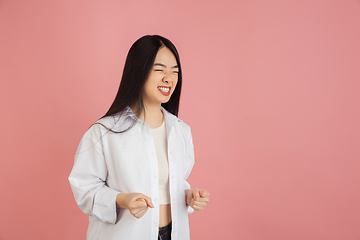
[68, 107, 194, 240]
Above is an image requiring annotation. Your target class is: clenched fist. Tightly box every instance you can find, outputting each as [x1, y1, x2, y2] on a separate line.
[116, 193, 154, 219]
[185, 188, 210, 211]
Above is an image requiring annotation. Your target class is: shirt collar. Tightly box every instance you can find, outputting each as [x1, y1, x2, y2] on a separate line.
[124, 106, 181, 130]
[124, 106, 138, 121]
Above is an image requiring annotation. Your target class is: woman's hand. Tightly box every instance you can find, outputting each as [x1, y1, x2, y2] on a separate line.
[185, 188, 210, 211]
[116, 193, 154, 219]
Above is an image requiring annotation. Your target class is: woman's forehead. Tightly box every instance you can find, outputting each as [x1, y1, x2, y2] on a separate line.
[154, 47, 178, 66]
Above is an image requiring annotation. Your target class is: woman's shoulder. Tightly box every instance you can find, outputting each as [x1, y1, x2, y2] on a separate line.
[94, 114, 121, 129]
[177, 117, 191, 132]
[96, 108, 137, 130]
[82, 109, 136, 137]
[162, 108, 192, 135]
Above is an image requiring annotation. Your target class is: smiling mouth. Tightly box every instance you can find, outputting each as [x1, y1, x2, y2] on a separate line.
[157, 86, 171, 96]
[158, 87, 170, 93]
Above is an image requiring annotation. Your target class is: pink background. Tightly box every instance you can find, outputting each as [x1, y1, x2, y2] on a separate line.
[1, 0, 360, 239]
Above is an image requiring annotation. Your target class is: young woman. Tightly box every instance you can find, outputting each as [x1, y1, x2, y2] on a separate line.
[69, 35, 209, 240]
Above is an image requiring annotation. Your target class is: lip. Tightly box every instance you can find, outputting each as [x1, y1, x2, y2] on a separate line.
[158, 86, 171, 96]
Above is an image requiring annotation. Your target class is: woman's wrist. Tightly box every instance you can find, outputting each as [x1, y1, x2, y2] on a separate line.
[116, 193, 129, 209]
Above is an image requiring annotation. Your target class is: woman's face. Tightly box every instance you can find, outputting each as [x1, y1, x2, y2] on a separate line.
[142, 47, 179, 107]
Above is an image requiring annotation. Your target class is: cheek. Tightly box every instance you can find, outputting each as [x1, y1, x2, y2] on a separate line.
[142, 82, 153, 98]
[173, 76, 179, 88]
[143, 77, 156, 93]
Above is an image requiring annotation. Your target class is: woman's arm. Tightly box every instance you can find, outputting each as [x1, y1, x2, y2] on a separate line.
[182, 125, 210, 211]
[69, 126, 121, 224]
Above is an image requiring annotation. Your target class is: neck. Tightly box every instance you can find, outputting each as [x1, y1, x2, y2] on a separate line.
[131, 103, 164, 128]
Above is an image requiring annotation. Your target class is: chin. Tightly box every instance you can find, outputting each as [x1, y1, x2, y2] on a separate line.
[160, 100, 170, 104]
[159, 96, 171, 104]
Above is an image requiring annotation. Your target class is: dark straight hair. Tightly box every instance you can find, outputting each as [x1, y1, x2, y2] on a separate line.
[102, 35, 182, 121]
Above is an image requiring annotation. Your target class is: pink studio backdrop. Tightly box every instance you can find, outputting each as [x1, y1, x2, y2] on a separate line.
[1, 0, 359, 239]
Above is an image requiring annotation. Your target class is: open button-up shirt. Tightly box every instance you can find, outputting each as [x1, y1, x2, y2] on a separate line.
[69, 107, 194, 240]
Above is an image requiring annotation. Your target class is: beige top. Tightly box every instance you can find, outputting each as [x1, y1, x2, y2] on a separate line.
[150, 121, 170, 204]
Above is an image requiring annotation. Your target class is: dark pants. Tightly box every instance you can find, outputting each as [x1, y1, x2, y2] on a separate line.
[158, 222, 172, 240]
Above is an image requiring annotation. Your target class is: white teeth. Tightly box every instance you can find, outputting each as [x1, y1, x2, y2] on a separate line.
[158, 87, 170, 93]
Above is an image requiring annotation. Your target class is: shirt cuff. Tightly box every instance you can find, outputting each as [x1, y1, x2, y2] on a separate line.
[93, 187, 121, 224]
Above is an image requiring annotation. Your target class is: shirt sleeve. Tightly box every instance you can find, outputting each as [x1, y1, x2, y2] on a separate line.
[184, 126, 195, 214]
[68, 125, 120, 224]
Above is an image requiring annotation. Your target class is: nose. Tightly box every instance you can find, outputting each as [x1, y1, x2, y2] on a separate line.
[163, 72, 173, 83]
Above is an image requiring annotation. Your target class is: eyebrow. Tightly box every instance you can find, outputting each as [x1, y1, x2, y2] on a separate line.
[153, 63, 179, 69]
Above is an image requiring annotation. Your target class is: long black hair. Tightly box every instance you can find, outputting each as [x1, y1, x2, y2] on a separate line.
[102, 35, 182, 120]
